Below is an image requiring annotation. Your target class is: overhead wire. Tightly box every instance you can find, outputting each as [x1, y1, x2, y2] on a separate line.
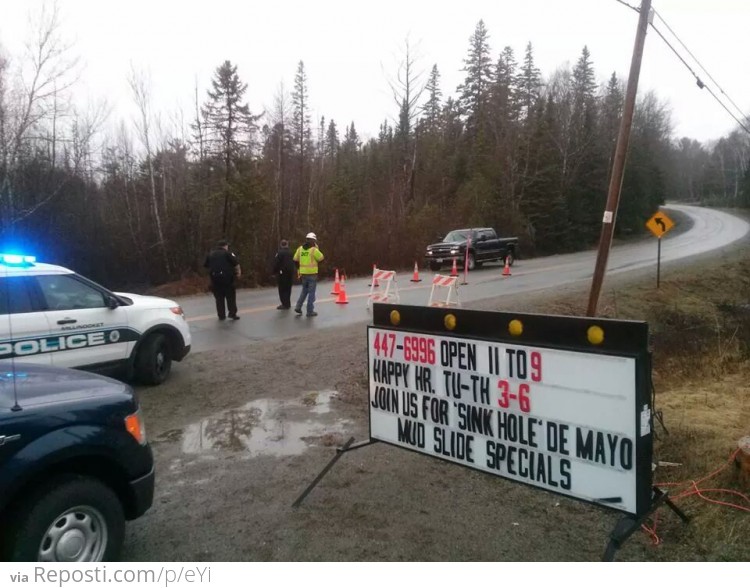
[649, 22, 750, 135]
[652, 8, 750, 126]
[613, 0, 750, 136]
[613, 0, 639, 11]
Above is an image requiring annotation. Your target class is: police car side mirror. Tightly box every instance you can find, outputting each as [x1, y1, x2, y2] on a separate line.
[106, 295, 120, 310]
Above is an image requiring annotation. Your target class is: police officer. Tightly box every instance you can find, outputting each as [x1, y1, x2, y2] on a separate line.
[272, 238, 295, 309]
[204, 239, 241, 320]
[293, 232, 324, 317]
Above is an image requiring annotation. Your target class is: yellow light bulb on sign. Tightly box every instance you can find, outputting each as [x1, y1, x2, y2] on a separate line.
[444, 314, 457, 331]
[508, 319, 523, 336]
[390, 310, 401, 326]
[587, 325, 605, 345]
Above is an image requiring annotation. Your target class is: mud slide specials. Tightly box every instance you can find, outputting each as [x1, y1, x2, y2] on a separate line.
[368, 328, 641, 513]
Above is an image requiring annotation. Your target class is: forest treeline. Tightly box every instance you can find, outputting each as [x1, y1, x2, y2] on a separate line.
[1, 11, 749, 290]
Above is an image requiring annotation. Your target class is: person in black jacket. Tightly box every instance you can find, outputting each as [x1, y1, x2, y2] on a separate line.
[204, 239, 241, 320]
[272, 239, 296, 309]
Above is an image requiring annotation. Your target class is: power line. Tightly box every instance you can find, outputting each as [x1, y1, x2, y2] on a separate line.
[649, 22, 750, 135]
[652, 8, 750, 128]
[613, 0, 639, 12]
[613, 0, 750, 136]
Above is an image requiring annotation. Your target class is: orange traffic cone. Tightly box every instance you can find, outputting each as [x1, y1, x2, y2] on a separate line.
[370, 264, 380, 287]
[331, 268, 341, 294]
[450, 258, 458, 277]
[336, 277, 349, 304]
[410, 261, 422, 282]
[502, 257, 512, 277]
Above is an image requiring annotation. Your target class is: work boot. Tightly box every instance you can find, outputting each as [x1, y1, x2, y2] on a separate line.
[294, 307, 302, 315]
[229, 315, 240, 320]
[307, 311, 318, 317]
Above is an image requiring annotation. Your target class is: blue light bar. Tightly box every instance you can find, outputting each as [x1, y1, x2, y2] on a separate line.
[0, 253, 37, 265]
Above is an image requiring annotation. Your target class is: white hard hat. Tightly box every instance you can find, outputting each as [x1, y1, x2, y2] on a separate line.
[306, 232, 317, 240]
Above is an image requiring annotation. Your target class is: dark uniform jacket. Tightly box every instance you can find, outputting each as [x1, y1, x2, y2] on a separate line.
[272, 246, 296, 278]
[204, 248, 239, 285]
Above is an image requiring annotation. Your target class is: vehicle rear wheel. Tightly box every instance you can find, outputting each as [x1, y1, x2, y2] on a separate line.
[467, 253, 476, 271]
[4, 476, 124, 562]
[505, 251, 515, 267]
[136, 333, 172, 385]
[429, 261, 441, 272]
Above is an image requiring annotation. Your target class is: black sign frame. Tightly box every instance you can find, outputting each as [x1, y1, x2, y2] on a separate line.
[368, 303, 653, 517]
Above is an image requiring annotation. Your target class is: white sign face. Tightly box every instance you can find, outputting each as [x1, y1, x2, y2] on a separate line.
[368, 328, 639, 514]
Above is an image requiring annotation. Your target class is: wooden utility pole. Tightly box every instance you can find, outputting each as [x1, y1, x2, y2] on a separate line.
[586, 0, 653, 316]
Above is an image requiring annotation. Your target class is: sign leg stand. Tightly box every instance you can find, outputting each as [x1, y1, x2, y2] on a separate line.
[601, 487, 689, 561]
[292, 437, 379, 507]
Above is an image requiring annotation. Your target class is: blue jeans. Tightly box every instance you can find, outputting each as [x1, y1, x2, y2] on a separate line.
[296, 274, 318, 314]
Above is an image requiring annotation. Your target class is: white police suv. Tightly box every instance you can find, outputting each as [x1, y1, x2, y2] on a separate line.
[0, 253, 191, 385]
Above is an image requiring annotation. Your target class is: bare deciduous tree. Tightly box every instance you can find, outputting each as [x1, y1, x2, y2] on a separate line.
[128, 66, 170, 273]
[0, 1, 79, 233]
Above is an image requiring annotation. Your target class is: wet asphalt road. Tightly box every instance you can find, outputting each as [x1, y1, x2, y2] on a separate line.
[177, 205, 749, 353]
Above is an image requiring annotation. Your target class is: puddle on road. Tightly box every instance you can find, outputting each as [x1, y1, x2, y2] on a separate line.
[181, 390, 349, 457]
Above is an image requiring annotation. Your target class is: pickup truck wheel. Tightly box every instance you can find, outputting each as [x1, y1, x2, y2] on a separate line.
[429, 261, 441, 272]
[5, 476, 124, 562]
[136, 333, 172, 385]
[505, 252, 515, 267]
[467, 253, 476, 271]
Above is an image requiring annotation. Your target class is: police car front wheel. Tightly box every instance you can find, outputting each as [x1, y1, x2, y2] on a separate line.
[135, 333, 172, 385]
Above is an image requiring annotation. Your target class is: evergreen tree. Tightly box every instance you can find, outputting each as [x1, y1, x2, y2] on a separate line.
[292, 61, 312, 159]
[457, 20, 493, 139]
[492, 46, 519, 126]
[601, 72, 624, 167]
[520, 97, 567, 254]
[518, 42, 541, 120]
[201, 60, 261, 233]
[343, 123, 360, 153]
[741, 159, 750, 206]
[326, 119, 339, 158]
[568, 46, 605, 243]
[422, 64, 443, 133]
[291, 60, 313, 222]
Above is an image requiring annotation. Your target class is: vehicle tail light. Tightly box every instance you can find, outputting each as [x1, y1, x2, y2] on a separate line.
[125, 410, 147, 445]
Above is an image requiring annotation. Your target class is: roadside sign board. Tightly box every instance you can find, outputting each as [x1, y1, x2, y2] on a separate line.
[368, 304, 653, 516]
[646, 211, 674, 238]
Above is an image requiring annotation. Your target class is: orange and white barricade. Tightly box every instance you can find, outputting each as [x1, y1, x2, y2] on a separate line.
[367, 267, 400, 309]
[428, 274, 461, 307]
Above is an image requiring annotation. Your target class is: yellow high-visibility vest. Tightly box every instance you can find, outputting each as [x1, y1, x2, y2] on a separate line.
[294, 245, 324, 275]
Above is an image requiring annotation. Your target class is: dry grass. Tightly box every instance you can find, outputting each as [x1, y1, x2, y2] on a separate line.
[481, 244, 750, 559]
[529, 253, 750, 560]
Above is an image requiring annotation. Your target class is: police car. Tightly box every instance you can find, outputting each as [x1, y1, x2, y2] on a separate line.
[0, 253, 191, 385]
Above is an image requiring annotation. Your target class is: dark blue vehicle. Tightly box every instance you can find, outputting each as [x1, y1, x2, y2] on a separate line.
[0, 362, 154, 561]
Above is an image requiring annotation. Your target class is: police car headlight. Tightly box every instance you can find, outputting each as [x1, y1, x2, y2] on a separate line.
[170, 306, 185, 317]
[125, 409, 147, 445]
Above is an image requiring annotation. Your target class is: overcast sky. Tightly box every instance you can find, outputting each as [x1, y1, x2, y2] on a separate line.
[1, 0, 748, 144]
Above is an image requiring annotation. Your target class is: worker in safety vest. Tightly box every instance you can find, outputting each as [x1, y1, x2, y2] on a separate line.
[293, 232, 324, 317]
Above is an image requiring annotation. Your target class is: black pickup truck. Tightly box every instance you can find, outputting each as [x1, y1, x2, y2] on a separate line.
[425, 228, 518, 271]
[0, 362, 154, 561]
